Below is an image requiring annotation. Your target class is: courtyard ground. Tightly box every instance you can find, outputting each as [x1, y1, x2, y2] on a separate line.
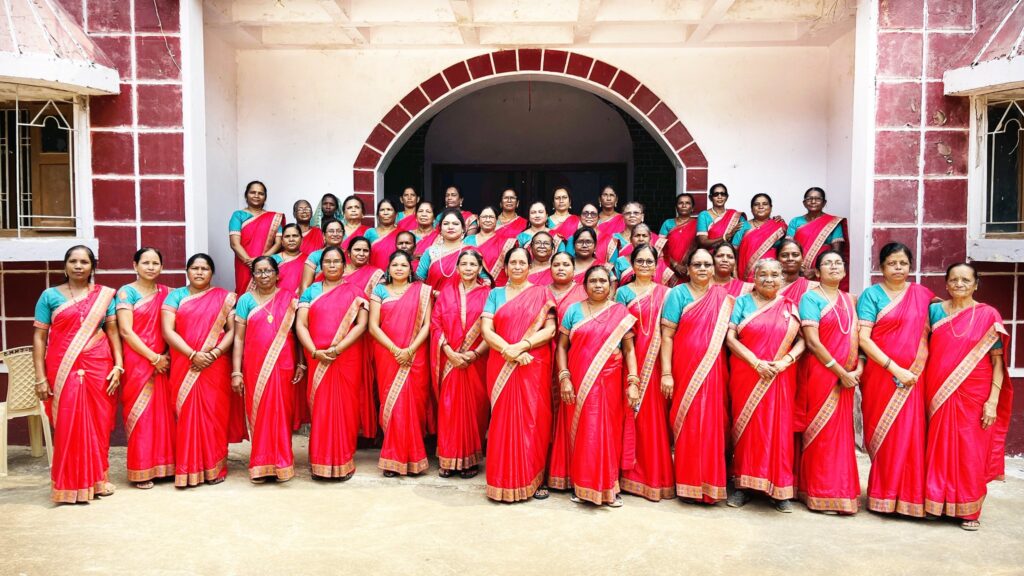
[2, 437, 1022, 576]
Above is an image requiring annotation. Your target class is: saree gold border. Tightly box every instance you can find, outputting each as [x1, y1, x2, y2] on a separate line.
[672, 296, 734, 440]
[250, 298, 297, 432]
[867, 330, 928, 459]
[311, 460, 355, 478]
[51, 476, 109, 503]
[731, 308, 800, 445]
[377, 456, 429, 475]
[547, 474, 572, 491]
[250, 464, 295, 481]
[437, 451, 482, 471]
[924, 496, 985, 518]
[868, 496, 924, 517]
[125, 379, 154, 440]
[487, 470, 545, 502]
[174, 456, 227, 487]
[127, 464, 174, 482]
[799, 492, 859, 514]
[52, 286, 115, 428]
[569, 315, 637, 447]
[380, 285, 431, 431]
[723, 212, 742, 242]
[176, 293, 237, 416]
[742, 225, 785, 280]
[568, 297, 619, 339]
[736, 294, 783, 333]
[575, 480, 621, 505]
[632, 288, 665, 411]
[799, 215, 842, 272]
[441, 319, 483, 383]
[734, 474, 794, 500]
[620, 477, 676, 502]
[309, 298, 362, 406]
[676, 482, 728, 501]
[359, 269, 385, 297]
[928, 323, 1002, 417]
[489, 299, 554, 407]
[488, 238, 517, 280]
[262, 213, 284, 252]
[802, 386, 840, 449]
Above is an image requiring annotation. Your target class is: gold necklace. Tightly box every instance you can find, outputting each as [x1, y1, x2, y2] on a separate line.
[946, 301, 977, 339]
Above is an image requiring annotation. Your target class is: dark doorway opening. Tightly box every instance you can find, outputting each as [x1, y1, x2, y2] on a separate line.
[432, 163, 627, 212]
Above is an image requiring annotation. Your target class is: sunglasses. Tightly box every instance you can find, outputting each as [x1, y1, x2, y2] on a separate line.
[710, 192, 728, 198]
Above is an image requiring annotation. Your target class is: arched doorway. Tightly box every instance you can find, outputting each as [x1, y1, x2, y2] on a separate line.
[352, 49, 709, 219]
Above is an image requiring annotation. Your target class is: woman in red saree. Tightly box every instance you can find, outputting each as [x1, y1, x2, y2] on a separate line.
[797, 250, 862, 514]
[161, 254, 236, 487]
[548, 186, 579, 251]
[556, 266, 638, 507]
[527, 231, 555, 286]
[395, 187, 420, 232]
[274, 224, 306, 297]
[660, 193, 697, 279]
[725, 259, 804, 512]
[660, 248, 733, 503]
[293, 199, 324, 259]
[116, 248, 173, 489]
[466, 206, 517, 287]
[482, 247, 558, 502]
[548, 251, 588, 491]
[778, 239, 816, 304]
[431, 250, 491, 478]
[697, 183, 744, 249]
[229, 180, 283, 295]
[295, 246, 368, 479]
[33, 246, 122, 503]
[733, 194, 787, 282]
[614, 246, 673, 501]
[411, 201, 440, 258]
[596, 185, 626, 238]
[570, 226, 616, 284]
[924, 263, 1013, 530]
[517, 201, 551, 248]
[788, 187, 846, 279]
[367, 198, 400, 271]
[343, 236, 384, 439]
[856, 242, 933, 517]
[369, 250, 433, 476]
[710, 241, 753, 297]
[615, 225, 675, 285]
[231, 257, 301, 482]
[301, 219, 345, 293]
[340, 195, 372, 251]
[436, 186, 479, 234]
[495, 188, 527, 240]
[417, 208, 468, 292]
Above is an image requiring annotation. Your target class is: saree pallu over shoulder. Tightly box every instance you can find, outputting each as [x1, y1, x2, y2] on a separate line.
[924, 304, 1013, 519]
[795, 214, 844, 273]
[343, 265, 384, 439]
[708, 209, 742, 242]
[476, 235, 517, 287]
[235, 211, 284, 295]
[664, 219, 697, 266]
[485, 285, 555, 502]
[46, 285, 116, 503]
[667, 286, 733, 502]
[738, 220, 786, 282]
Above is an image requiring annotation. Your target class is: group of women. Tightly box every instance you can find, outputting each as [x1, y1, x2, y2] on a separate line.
[29, 180, 1013, 531]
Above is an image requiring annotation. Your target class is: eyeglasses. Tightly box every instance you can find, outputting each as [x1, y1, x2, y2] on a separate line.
[533, 242, 553, 248]
[253, 269, 276, 277]
[710, 192, 728, 198]
[576, 239, 595, 246]
[804, 196, 824, 202]
[690, 262, 714, 268]
[581, 211, 598, 216]
[633, 259, 656, 266]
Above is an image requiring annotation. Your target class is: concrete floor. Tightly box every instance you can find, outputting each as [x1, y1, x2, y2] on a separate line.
[2, 437, 1023, 576]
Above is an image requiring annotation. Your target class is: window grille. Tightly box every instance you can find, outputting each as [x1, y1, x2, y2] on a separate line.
[985, 96, 1024, 237]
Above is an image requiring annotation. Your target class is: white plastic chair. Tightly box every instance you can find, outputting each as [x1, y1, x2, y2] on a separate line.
[1, 346, 53, 476]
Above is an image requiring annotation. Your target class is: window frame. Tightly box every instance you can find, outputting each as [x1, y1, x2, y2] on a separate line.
[968, 91, 1024, 261]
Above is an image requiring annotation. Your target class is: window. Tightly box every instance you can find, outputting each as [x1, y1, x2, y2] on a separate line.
[0, 97, 77, 237]
[985, 96, 1024, 237]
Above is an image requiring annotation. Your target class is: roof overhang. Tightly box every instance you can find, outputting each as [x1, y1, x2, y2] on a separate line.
[944, 57, 1024, 96]
[0, 51, 119, 96]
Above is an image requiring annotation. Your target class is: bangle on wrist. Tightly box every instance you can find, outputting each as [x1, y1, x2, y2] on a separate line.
[824, 358, 836, 369]
[35, 377, 48, 386]
[883, 358, 892, 370]
[188, 350, 197, 361]
[231, 371, 243, 378]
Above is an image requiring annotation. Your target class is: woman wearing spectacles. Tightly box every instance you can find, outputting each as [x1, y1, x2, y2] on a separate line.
[696, 183, 745, 249]
[787, 187, 846, 279]
[527, 231, 556, 286]
[615, 224, 675, 285]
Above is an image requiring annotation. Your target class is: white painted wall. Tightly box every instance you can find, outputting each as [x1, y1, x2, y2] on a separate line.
[826, 29, 856, 227]
[203, 29, 240, 289]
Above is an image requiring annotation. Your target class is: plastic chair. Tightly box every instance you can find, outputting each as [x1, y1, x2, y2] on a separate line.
[1, 346, 53, 476]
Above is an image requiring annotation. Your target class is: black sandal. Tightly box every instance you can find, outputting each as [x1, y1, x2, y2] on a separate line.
[438, 468, 453, 478]
[459, 466, 479, 479]
[533, 487, 550, 500]
[383, 470, 398, 478]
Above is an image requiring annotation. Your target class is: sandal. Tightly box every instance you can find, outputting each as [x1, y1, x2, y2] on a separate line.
[135, 481, 154, 490]
[961, 520, 981, 531]
[726, 489, 749, 508]
[533, 487, 550, 500]
[569, 494, 582, 504]
[607, 496, 624, 508]
[383, 470, 398, 478]
[98, 482, 116, 497]
[774, 499, 794, 513]
[207, 477, 225, 485]
[438, 468, 453, 478]
[250, 477, 267, 484]
[340, 472, 354, 482]
[459, 466, 479, 479]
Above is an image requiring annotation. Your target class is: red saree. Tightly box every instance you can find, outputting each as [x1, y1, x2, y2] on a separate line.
[550, 214, 580, 249]
[431, 282, 489, 471]
[495, 215, 527, 240]
[594, 232, 620, 265]
[485, 286, 555, 501]
[548, 283, 588, 490]
[344, 265, 385, 439]
[413, 229, 441, 258]
[781, 277, 816, 304]
[737, 220, 786, 282]
[369, 228, 399, 271]
[166, 288, 236, 487]
[861, 283, 932, 516]
[474, 234, 517, 288]
[233, 211, 284, 295]
[924, 304, 1013, 520]
[705, 209, 743, 243]
[304, 284, 366, 477]
[42, 285, 117, 503]
[729, 296, 800, 500]
[277, 254, 305, 297]
[528, 264, 553, 286]
[563, 303, 635, 504]
[341, 224, 372, 250]
[119, 284, 174, 483]
[241, 290, 297, 481]
[597, 214, 626, 237]
[423, 245, 465, 291]
[299, 226, 324, 259]
[664, 219, 697, 269]
[797, 291, 860, 513]
[721, 278, 753, 298]
[620, 285, 675, 501]
[374, 283, 432, 474]
[793, 214, 844, 275]
[667, 285, 733, 502]
[396, 213, 419, 232]
[618, 261, 676, 286]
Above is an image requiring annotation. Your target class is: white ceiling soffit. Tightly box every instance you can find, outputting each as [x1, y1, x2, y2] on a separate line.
[206, 0, 857, 49]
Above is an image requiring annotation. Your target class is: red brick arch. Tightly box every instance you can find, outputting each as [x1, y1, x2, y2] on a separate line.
[352, 49, 709, 214]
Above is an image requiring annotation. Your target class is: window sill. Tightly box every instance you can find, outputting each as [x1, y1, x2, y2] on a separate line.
[0, 237, 97, 262]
